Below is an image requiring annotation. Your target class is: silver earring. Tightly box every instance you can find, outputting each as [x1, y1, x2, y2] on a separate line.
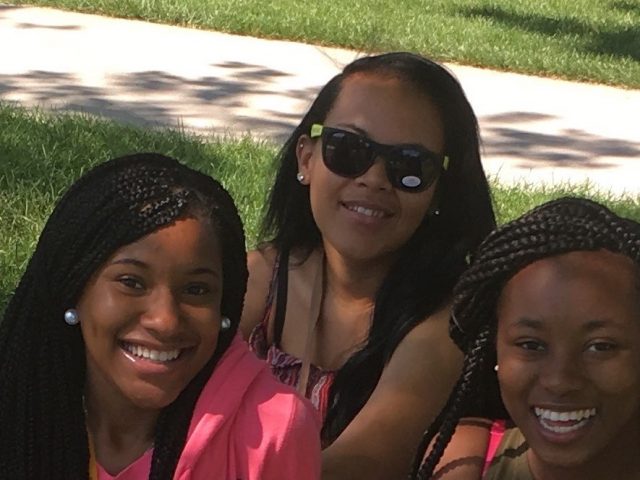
[494, 364, 499, 372]
[296, 172, 305, 183]
[221, 316, 231, 331]
[64, 308, 80, 326]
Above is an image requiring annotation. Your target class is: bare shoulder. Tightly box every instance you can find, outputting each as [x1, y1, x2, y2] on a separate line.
[322, 304, 464, 479]
[240, 246, 278, 339]
[370, 304, 463, 430]
[384, 304, 462, 390]
[428, 418, 491, 480]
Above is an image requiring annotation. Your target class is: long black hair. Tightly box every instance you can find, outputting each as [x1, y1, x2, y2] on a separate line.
[411, 196, 640, 479]
[261, 51, 496, 444]
[0, 153, 248, 479]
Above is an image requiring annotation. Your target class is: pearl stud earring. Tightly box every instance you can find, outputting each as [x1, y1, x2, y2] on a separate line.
[221, 316, 231, 331]
[64, 309, 80, 326]
[296, 172, 305, 183]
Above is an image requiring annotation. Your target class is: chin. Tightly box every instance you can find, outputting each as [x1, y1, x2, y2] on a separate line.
[335, 241, 395, 263]
[128, 387, 184, 411]
[533, 447, 594, 469]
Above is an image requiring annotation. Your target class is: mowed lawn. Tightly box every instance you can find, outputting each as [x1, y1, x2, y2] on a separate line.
[6, 0, 640, 88]
[2, 103, 639, 310]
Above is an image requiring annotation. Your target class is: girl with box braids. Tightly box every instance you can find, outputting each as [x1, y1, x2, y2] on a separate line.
[0, 153, 249, 479]
[412, 196, 640, 479]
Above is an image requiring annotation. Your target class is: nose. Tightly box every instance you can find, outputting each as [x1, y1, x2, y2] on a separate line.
[356, 156, 392, 191]
[141, 287, 181, 336]
[539, 352, 586, 396]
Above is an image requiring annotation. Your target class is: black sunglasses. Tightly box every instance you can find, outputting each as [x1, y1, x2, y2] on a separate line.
[309, 124, 449, 192]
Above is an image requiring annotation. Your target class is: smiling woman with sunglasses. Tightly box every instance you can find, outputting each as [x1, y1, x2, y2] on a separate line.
[240, 51, 495, 479]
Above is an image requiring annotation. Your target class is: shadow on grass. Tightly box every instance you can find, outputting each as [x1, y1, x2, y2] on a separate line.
[0, 61, 320, 141]
[613, 0, 640, 15]
[458, 4, 640, 62]
[480, 111, 640, 169]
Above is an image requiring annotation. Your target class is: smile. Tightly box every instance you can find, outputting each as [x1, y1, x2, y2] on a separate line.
[343, 203, 389, 218]
[121, 342, 182, 363]
[534, 407, 597, 434]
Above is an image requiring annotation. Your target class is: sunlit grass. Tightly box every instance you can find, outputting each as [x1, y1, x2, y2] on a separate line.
[6, 0, 640, 87]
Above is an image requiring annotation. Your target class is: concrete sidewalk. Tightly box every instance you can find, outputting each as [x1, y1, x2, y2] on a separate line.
[1, 5, 639, 194]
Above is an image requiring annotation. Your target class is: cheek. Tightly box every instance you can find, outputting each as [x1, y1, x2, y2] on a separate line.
[397, 190, 433, 231]
[590, 358, 640, 398]
[204, 324, 221, 350]
[497, 359, 536, 412]
[78, 290, 126, 335]
[405, 198, 430, 224]
[308, 172, 345, 220]
[191, 308, 223, 351]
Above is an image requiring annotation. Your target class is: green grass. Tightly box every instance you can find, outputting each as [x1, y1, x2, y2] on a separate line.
[2, 103, 639, 310]
[0, 103, 274, 308]
[7, 0, 640, 88]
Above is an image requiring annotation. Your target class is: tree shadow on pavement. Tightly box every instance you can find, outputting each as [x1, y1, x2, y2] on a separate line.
[0, 62, 322, 141]
[15, 22, 81, 30]
[480, 111, 640, 169]
[0, 5, 21, 13]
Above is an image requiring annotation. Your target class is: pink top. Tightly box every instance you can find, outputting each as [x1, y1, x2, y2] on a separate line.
[97, 334, 321, 480]
[482, 419, 507, 476]
[98, 450, 151, 479]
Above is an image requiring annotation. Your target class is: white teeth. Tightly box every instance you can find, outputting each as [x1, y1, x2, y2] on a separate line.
[534, 407, 597, 422]
[540, 420, 588, 434]
[346, 204, 386, 218]
[534, 407, 597, 433]
[123, 343, 181, 362]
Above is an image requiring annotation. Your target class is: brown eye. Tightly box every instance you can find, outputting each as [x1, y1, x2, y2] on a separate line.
[118, 276, 143, 290]
[517, 340, 545, 352]
[586, 341, 617, 353]
[184, 283, 210, 296]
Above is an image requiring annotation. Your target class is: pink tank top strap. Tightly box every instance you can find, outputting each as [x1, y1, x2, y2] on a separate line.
[482, 419, 506, 477]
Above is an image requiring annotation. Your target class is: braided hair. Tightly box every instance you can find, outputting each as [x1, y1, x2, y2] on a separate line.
[411, 196, 640, 479]
[0, 153, 248, 479]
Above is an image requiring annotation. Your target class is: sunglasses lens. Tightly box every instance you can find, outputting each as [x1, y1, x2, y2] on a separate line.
[387, 148, 438, 192]
[316, 126, 443, 192]
[323, 131, 372, 177]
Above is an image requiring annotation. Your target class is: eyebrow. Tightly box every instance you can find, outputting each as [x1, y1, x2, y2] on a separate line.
[110, 258, 220, 277]
[510, 317, 621, 332]
[335, 123, 433, 152]
[188, 267, 220, 278]
[333, 123, 369, 137]
[512, 317, 542, 329]
[583, 319, 622, 332]
[112, 258, 148, 269]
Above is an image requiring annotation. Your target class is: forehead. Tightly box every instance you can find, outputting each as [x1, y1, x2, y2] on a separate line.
[113, 217, 221, 265]
[497, 250, 639, 329]
[324, 73, 445, 150]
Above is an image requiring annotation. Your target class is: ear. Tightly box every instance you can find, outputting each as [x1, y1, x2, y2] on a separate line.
[295, 134, 315, 185]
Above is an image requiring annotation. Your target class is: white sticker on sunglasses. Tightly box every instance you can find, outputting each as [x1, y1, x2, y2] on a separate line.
[401, 176, 422, 188]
